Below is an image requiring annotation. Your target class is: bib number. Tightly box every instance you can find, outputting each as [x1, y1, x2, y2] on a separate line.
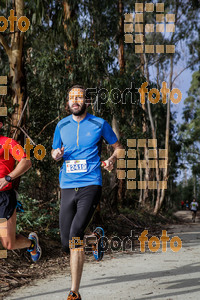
[66, 160, 87, 173]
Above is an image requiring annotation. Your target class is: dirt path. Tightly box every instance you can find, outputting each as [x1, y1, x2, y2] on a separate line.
[3, 211, 200, 300]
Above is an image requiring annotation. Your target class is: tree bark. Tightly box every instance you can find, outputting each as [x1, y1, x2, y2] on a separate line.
[63, 0, 78, 74]
[154, 55, 173, 214]
[116, 0, 126, 207]
[0, 0, 26, 142]
[118, 0, 125, 74]
[63, 1, 78, 49]
[139, 0, 150, 205]
[153, 0, 179, 214]
[144, 54, 161, 211]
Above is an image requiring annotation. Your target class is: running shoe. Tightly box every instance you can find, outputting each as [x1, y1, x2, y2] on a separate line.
[92, 226, 104, 261]
[27, 232, 42, 262]
[67, 291, 81, 300]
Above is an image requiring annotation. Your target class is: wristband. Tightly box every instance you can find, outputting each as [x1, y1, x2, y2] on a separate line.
[5, 175, 12, 182]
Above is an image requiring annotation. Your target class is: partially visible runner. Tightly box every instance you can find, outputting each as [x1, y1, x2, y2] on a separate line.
[190, 198, 198, 223]
[0, 117, 41, 262]
[181, 200, 184, 210]
[52, 85, 122, 300]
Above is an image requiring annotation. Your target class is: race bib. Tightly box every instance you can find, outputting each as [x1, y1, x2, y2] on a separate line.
[66, 160, 87, 173]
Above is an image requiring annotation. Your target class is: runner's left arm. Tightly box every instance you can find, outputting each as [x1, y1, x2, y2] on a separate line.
[103, 141, 123, 172]
[101, 120, 123, 172]
[51, 124, 64, 161]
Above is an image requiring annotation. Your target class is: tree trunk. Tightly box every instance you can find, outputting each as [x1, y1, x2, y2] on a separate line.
[112, 114, 125, 207]
[154, 55, 173, 214]
[144, 54, 161, 211]
[63, 1, 78, 49]
[0, 0, 26, 142]
[118, 0, 125, 74]
[63, 0, 78, 74]
[116, 0, 126, 207]
[137, 143, 143, 204]
[193, 174, 196, 198]
[153, 1, 179, 214]
[135, 0, 150, 206]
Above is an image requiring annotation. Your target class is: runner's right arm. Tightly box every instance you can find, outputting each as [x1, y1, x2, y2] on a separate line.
[0, 158, 32, 190]
[51, 147, 64, 161]
[52, 124, 64, 161]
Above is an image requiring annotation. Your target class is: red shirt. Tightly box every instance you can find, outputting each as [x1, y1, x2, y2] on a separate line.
[0, 136, 26, 191]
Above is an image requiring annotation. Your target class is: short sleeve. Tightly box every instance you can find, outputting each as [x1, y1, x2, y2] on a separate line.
[52, 125, 62, 149]
[102, 121, 118, 145]
[9, 138, 26, 161]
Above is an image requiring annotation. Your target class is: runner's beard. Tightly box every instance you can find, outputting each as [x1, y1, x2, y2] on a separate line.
[69, 103, 87, 116]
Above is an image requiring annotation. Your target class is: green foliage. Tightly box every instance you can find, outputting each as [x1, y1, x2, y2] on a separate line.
[179, 71, 200, 179]
[178, 71, 200, 200]
[0, 0, 198, 232]
[176, 178, 195, 205]
[16, 193, 60, 239]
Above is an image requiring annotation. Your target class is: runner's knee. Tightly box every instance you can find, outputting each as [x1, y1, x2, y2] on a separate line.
[1, 238, 15, 250]
[60, 228, 84, 253]
[60, 235, 70, 254]
[61, 229, 84, 253]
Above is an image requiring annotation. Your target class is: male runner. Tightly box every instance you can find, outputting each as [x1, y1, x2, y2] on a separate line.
[0, 117, 41, 261]
[52, 85, 122, 300]
[190, 198, 198, 223]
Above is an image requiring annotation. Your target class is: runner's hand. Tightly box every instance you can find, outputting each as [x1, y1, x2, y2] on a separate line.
[101, 160, 114, 172]
[0, 177, 9, 190]
[52, 147, 64, 161]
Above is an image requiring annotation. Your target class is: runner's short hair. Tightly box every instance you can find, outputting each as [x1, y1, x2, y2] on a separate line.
[67, 85, 89, 101]
[68, 85, 85, 93]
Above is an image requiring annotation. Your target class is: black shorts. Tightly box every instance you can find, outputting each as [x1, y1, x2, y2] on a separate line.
[59, 185, 102, 253]
[0, 189, 17, 220]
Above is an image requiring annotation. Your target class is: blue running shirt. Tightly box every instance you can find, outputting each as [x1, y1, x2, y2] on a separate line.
[52, 113, 118, 188]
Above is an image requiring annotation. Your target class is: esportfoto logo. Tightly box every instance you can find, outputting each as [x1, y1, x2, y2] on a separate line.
[69, 230, 182, 253]
[124, 2, 176, 54]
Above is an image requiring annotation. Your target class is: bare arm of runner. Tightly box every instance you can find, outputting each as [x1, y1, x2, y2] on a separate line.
[102, 141, 123, 172]
[0, 158, 32, 189]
